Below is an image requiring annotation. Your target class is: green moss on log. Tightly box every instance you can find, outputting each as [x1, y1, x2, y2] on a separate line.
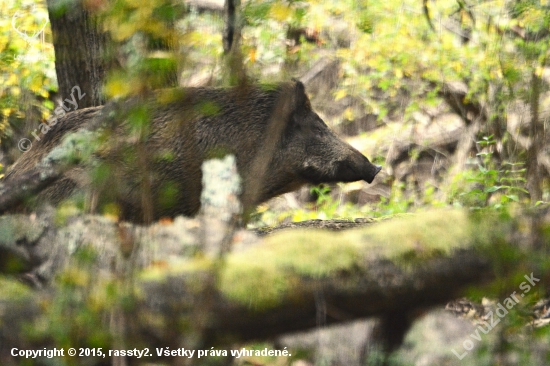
[219, 209, 477, 309]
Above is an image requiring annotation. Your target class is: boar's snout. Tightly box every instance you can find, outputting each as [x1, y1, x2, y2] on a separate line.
[369, 164, 383, 183]
[300, 134, 382, 186]
[335, 152, 381, 184]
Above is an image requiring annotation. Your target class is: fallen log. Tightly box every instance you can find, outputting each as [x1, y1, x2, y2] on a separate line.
[2, 208, 543, 365]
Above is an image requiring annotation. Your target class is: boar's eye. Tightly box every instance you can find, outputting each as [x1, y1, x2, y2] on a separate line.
[291, 113, 304, 131]
[312, 118, 326, 135]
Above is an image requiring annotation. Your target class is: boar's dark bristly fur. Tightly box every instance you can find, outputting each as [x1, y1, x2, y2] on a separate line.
[4, 80, 381, 223]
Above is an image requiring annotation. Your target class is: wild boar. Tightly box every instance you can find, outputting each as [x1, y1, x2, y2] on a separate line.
[4, 80, 381, 222]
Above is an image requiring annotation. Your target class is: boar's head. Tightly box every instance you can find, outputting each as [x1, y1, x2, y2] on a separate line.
[256, 80, 382, 203]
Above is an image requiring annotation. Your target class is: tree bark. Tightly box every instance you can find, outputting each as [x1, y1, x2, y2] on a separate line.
[222, 0, 247, 85]
[0, 163, 64, 215]
[223, 0, 240, 54]
[46, 0, 112, 107]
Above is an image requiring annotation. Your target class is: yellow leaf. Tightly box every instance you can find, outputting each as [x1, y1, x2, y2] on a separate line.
[102, 202, 121, 220]
[270, 3, 291, 21]
[11, 86, 20, 96]
[344, 107, 354, 120]
[29, 76, 43, 93]
[7, 73, 17, 86]
[249, 48, 256, 63]
[39, 89, 49, 98]
[334, 89, 347, 101]
[104, 78, 132, 98]
[111, 22, 136, 41]
[143, 21, 165, 37]
[256, 204, 268, 213]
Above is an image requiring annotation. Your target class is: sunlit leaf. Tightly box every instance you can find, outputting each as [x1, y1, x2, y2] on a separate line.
[270, 3, 291, 21]
[485, 186, 502, 193]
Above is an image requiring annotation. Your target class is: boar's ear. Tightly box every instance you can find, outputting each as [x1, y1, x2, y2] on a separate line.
[291, 78, 310, 111]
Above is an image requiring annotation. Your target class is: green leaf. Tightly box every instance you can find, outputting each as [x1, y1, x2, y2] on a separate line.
[43, 100, 54, 110]
[506, 194, 519, 202]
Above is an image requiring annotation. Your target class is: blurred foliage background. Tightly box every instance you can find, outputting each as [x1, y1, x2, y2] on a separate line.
[0, 0, 55, 169]
[2, 0, 550, 364]
[2, 0, 549, 221]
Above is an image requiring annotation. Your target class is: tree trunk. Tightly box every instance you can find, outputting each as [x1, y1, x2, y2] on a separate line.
[222, 0, 246, 85]
[46, 0, 112, 107]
